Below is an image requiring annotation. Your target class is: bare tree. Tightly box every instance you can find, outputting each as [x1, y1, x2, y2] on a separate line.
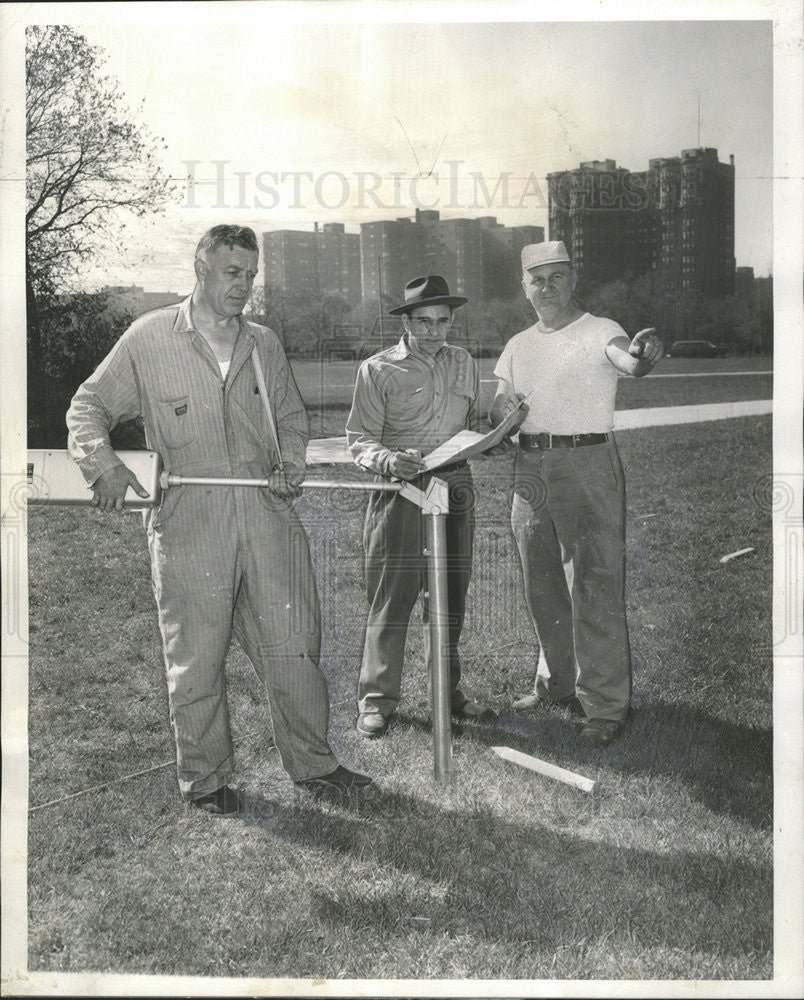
[26, 25, 175, 443]
[26, 25, 174, 299]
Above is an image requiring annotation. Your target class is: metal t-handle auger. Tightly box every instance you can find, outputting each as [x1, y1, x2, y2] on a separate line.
[161, 471, 454, 787]
[25, 448, 455, 788]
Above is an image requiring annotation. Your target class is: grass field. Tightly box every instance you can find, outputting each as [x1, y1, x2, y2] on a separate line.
[24, 410, 774, 984]
[291, 354, 773, 437]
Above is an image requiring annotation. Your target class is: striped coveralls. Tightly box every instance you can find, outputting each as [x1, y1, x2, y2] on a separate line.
[345, 336, 480, 717]
[67, 297, 338, 798]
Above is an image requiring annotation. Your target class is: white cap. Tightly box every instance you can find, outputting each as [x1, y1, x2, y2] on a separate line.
[521, 240, 571, 271]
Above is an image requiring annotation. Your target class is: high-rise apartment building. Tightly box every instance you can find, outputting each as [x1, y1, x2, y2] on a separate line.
[265, 211, 546, 316]
[316, 223, 362, 306]
[547, 159, 642, 290]
[649, 148, 735, 297]
[547, 148, 735, 298]
[360, 216, 422, 308]
[424, 214, 483, 299]
[263, 223, 361, 305]
[263, 230, 318, 297]
[479, 218, 545, 298]
[360, 210, 544, 308]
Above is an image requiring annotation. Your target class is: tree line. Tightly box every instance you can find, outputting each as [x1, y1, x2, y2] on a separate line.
[251, 272, 772, 360]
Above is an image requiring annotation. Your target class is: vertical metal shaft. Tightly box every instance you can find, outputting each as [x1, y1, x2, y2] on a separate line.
[425, 509, 452, 787]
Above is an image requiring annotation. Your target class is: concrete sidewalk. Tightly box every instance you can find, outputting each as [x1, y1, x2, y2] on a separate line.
[305, 399, 773, 465]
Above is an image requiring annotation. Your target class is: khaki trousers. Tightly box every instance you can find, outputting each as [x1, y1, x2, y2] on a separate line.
[511, 438, 632, 722]
[146, 485, 337, 799]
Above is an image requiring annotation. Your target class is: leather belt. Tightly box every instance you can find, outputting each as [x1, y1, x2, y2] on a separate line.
[519, 432, 609, 450]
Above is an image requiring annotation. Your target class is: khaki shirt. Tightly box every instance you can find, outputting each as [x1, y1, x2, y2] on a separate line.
[346, 336, 480, 476]
[67, 296, 308, 483]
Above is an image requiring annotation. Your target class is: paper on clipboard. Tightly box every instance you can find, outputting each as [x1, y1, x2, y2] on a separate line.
[421, 402, 525, 472]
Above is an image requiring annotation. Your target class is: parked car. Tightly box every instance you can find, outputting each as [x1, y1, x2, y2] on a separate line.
[666, 339, 731, 358]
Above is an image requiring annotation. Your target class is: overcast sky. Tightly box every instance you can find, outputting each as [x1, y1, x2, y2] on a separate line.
[28, 8, 776, 290]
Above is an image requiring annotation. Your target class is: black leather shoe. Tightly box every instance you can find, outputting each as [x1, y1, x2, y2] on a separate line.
[356, 711, 388, 738]
[513, 692, 583, 715]
[190, 786, 242, 815]
[579, 718, 623, 748]
[294, 765, 373, 792]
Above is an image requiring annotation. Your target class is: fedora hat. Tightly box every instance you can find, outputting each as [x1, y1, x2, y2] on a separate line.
[521, 241, 572, 272]
[388, 275, 468, 315]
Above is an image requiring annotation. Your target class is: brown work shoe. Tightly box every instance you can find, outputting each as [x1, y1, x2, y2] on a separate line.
[578, 718, 623, 748]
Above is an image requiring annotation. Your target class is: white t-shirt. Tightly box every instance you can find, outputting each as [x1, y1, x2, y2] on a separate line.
[493, 312, 624, 435]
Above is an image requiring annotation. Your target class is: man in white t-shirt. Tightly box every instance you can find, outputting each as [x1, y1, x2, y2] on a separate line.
[489, 241, 663, 747]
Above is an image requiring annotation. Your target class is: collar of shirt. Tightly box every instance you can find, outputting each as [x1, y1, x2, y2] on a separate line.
[171, 294, 254, 345]
[385, 334, 413, 360]
[393, 332, 452, 365]
[171, 295, 198, 335]
[170, 294, 259, 387]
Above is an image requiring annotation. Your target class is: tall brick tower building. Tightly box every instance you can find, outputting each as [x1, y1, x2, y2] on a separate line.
[547, 148, 735, 300]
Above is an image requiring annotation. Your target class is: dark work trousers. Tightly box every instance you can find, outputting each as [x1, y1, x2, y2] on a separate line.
[356, 464, 475, 717]
[510, 437, 632, 722]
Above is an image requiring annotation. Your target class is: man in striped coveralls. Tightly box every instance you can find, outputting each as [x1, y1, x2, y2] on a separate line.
[67, 225, 370, 814]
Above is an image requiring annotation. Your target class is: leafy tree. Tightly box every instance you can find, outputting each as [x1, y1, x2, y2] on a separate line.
[754, 277, 773, 355]
[696, 294, 761, 354]
[244, 283, 269, 326]
[466, 296, 531, 352]
[258, 284, 352, 357]
[28, 291, 139, 447]
[628, 272, 663, 332]
[346, 298, 383, 336]
[582, 279, 631, 330]
[581, 272, 665, 337]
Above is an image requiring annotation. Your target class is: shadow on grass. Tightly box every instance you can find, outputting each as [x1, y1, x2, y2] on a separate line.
[231, 781, 771, 972]
[410, 698, 774, 831]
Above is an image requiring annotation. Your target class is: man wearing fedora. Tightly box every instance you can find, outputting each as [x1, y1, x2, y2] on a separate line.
[490, 241, 663, 748]
[346, 275, 494, 738]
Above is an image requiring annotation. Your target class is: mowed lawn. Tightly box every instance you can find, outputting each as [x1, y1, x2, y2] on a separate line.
[290, 354, 773, 437]
[24, 413, 773, 983]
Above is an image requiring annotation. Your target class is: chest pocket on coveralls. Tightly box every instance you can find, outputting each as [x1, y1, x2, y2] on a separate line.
[151, 396, 197, 450]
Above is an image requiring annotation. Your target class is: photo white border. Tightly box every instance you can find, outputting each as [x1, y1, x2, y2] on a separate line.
[2, 2, 801, 997]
